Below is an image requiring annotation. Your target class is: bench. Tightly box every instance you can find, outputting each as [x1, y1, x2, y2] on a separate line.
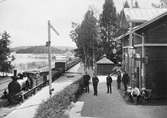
[125, 87, 152, 104]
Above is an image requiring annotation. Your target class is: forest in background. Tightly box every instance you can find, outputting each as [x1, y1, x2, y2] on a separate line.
[11, 46, 75, 54]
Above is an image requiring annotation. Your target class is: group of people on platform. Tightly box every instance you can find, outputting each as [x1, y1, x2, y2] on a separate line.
[82, 72, 99, 96]
[81, 70, 130, 96]
[81, 70, 151, 104]
[117, 71, 151, 104]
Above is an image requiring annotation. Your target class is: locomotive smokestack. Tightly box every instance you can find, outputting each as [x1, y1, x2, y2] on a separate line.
[14, 69, 17, 76]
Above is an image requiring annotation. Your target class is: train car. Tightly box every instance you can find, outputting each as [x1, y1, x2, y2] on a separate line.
[54, 60, 66, 73]
[54, 57, 80, 72]
[23, 71, 43, 88]
[65, 57, 80, 70]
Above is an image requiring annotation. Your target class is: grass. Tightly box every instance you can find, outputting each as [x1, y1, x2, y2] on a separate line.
[34, 78, 84, 118]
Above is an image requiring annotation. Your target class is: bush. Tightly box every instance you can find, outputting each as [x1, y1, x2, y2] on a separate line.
[34, 78, 84, 118]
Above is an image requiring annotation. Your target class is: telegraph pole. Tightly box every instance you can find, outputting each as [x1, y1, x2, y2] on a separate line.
[141, 33, 145, 88]
[129, 0, 133, 86]
[48, 20, 52, 97]
[47, 20, 59, 97]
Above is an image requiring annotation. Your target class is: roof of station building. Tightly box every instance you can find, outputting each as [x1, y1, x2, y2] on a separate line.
[96, 56, 114, 64]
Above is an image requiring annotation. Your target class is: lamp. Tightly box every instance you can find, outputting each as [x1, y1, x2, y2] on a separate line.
[128, 46, 135, 58]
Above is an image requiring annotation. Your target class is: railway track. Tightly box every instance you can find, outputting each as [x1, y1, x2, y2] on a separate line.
[0, 79, 11, 85]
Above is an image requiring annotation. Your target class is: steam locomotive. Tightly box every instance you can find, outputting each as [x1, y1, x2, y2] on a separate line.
[6, 57, 80, 104]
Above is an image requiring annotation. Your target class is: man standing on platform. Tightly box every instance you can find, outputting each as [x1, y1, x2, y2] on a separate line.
[92, 73, 99, 96]
[122, 71, 129, 91]
[83, 72, 90, 93]
[117, 72, 121, 89]
[106, 74, 112, 93]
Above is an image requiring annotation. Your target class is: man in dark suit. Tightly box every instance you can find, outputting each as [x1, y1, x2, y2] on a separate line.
[92, 73, 99, 96]
[106, 74, 112, 94]
[83, 73, 90, 93]
[117, 72, 121, 89]
[122, 71, 129, 91]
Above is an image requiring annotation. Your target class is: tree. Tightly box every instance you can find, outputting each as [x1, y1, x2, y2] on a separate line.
[119, 0, 130, 32]
[152, 0, 167, 8]
[99, 0, 120, 63]
[124, 0, 139, 8]
[70, 9, 102, 71]
[124, 0, 130, 8]
[133, 0, 139, 8]
[0, 31, 14, 76]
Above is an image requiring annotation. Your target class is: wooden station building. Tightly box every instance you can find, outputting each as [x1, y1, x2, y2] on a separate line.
[117, 11, 167, 98]
[96, 55, 114, 75]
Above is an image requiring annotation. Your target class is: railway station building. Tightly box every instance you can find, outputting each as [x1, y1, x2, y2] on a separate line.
[96, 55, 114, 75]
[117, 10, 167, 98]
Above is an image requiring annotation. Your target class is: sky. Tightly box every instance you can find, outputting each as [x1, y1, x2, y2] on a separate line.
[0, 0, 160, 48]
[0, 0, 104, 48]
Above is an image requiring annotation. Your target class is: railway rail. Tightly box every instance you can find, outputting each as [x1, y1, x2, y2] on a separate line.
[0, 80, 11, 85]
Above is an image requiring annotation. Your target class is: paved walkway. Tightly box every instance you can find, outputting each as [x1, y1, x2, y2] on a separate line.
[1, 63, 83, 118]
[79, 76, 167, 118]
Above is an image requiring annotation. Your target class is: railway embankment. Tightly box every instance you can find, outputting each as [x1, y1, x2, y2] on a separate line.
[34, 77, 84, 118]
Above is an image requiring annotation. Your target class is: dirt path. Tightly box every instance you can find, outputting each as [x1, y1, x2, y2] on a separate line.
[79, 79, 167, 118]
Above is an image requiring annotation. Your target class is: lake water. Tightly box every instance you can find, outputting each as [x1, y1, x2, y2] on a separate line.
[11, 53, 69, 73]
